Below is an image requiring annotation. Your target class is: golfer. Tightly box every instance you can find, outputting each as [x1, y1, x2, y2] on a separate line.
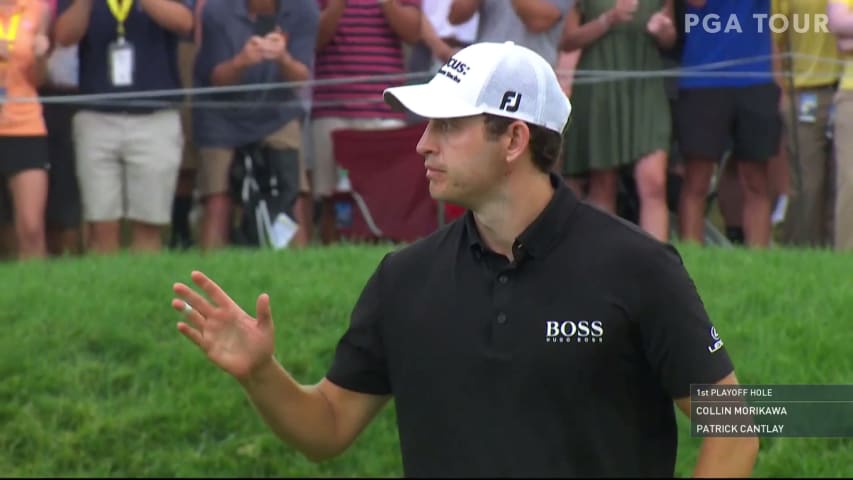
[171, 41, 759, 477]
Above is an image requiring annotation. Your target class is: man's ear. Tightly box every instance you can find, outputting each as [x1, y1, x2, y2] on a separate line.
[505, 120, 531, 164]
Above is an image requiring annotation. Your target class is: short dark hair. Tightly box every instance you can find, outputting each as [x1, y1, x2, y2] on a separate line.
[483, 114, 565, 173]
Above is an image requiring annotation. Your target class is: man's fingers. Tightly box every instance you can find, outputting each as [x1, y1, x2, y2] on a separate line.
[191, 271, 236, 310]
[256, 293, 273, 331]
[177, 322, 207, 351]
[173, 282, 216, 318]
[171, 298, 207, 331]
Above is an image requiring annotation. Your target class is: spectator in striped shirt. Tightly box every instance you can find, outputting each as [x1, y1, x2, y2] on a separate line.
[311, 0, 422, 245]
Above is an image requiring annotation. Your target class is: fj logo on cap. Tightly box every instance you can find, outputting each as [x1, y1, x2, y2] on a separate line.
[500, 91, 522, 112]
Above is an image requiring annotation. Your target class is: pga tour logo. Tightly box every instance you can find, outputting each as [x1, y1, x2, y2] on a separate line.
[545, 321, 604, 344]
[685, 13, 829, 34]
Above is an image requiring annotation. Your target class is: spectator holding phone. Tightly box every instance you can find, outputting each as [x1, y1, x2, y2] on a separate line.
[54, 0, 194, 254]
[0, 0, 52, 260]
[192, 0, 318, 250]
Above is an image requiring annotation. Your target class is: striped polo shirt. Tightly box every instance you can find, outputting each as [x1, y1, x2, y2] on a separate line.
[313, 0, 421, 119]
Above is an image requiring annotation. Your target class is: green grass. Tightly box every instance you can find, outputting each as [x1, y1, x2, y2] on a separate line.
[0, 244, 851, 477]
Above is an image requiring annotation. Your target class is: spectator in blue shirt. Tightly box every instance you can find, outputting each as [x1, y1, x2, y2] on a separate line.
[192, 0, 318, 250]
[675, 0, 781, 248]
[54, 0, 193, 254]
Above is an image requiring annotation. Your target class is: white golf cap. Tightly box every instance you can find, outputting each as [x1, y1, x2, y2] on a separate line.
[384, 41, 572, 134]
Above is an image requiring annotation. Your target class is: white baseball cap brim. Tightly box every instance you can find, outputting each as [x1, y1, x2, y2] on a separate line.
[384, 83, 484, 120]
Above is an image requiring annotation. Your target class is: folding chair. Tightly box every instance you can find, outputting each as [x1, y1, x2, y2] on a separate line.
[331, 121, 451, 244]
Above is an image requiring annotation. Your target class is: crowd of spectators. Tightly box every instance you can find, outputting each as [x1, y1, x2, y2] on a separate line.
[0, 0, 850, 262]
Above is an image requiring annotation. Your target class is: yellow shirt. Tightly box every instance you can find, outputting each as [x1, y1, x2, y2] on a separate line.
[773, 0, 842, 89]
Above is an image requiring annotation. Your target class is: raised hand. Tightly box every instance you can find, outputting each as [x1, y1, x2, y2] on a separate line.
[610, 0, 639, 24]
[262, 29, 288, 61]
[172, 271, 276, 381]
[237, 36, 265, 68]
[647, 11, 674, 39]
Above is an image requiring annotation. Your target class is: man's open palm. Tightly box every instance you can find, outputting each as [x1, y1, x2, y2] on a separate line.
[172, 271, 276, 381]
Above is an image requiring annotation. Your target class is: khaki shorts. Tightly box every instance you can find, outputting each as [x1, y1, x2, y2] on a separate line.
[178, 41, 200, 171]
[198, 119, 308, 197]
[310, 117, 406, 198]
[73, 109, 184, 224]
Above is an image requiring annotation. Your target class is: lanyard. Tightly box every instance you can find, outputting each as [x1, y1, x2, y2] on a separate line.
[0, 13, 21, 46]
[106, 0, 134, 38]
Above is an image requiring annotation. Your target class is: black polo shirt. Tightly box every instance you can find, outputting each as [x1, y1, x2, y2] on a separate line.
[327, 173, 734, 478]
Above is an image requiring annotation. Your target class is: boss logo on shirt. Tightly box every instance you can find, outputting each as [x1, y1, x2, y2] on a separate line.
[545, 320, 604, 344]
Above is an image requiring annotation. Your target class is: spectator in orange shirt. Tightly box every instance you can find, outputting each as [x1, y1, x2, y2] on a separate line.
[0, 0, 51, 260]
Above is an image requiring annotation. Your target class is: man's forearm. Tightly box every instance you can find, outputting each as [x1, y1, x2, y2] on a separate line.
[317, 0, 347, 49]
[692, 437, 759, 477]
[211, 56, 249, 87]
[277, 54, 310, 83]
[238, 359, 343, 462]
[380, 1, 421, 44]
[54, 0, 93, 46]
[139, 0, 193, 36]
[448, 0, 481, 25]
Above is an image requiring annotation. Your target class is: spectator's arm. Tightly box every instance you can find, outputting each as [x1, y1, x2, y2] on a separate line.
[421, 13, 456, 62]
[317, 0, 346, 50]
[276, 3, 319, 82]
[28, 4, 51, 87]
[380, 1, 421, 45]
[828, 1, 853, 36]
[511, 0, 562, 33]
[53, 0, 93, 46]
[560, 4, 609, 52]
[195, 7, 247, 87]
[448, 0, 481, 25]
[139, 0, 194, 37]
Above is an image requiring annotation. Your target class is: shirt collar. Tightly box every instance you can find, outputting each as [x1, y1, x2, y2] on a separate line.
[465, 172, 579, 261]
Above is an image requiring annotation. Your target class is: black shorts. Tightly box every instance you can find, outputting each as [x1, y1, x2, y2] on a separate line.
[0, 135, 49, 178]
[675, 83, 782, 162]
[0, 135, 50, 224]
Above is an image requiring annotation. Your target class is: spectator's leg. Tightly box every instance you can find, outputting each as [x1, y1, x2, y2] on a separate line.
[716, 159, 744, 243]
[634, 149, 669, 242]
[311, 117, 347, 245]
[8, 168, 48, 260]
[833, 90, 853, 251]
[0, 183, 15, 259]
[125, 110, 183, 252]
[586, 169, 619, 215]
[43, 93, 83, 256]
[172, 40, 199, 250]
[732, 83, 782, 248]
[678, 157, 716, 244]
[198, 148, 235, 250]
[675, 87, 733, 245]
[73, 111, 124, 254]
[736, 159, 772, 248]
[265, 118, 310, 247]
[782, 87, 834, 247]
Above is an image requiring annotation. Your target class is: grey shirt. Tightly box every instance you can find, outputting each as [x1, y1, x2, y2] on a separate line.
[476, 0, 574, 67]
[192, 0, 319, 148]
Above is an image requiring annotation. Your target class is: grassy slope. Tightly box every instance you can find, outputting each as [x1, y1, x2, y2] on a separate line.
[0, 244, 850, 477]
